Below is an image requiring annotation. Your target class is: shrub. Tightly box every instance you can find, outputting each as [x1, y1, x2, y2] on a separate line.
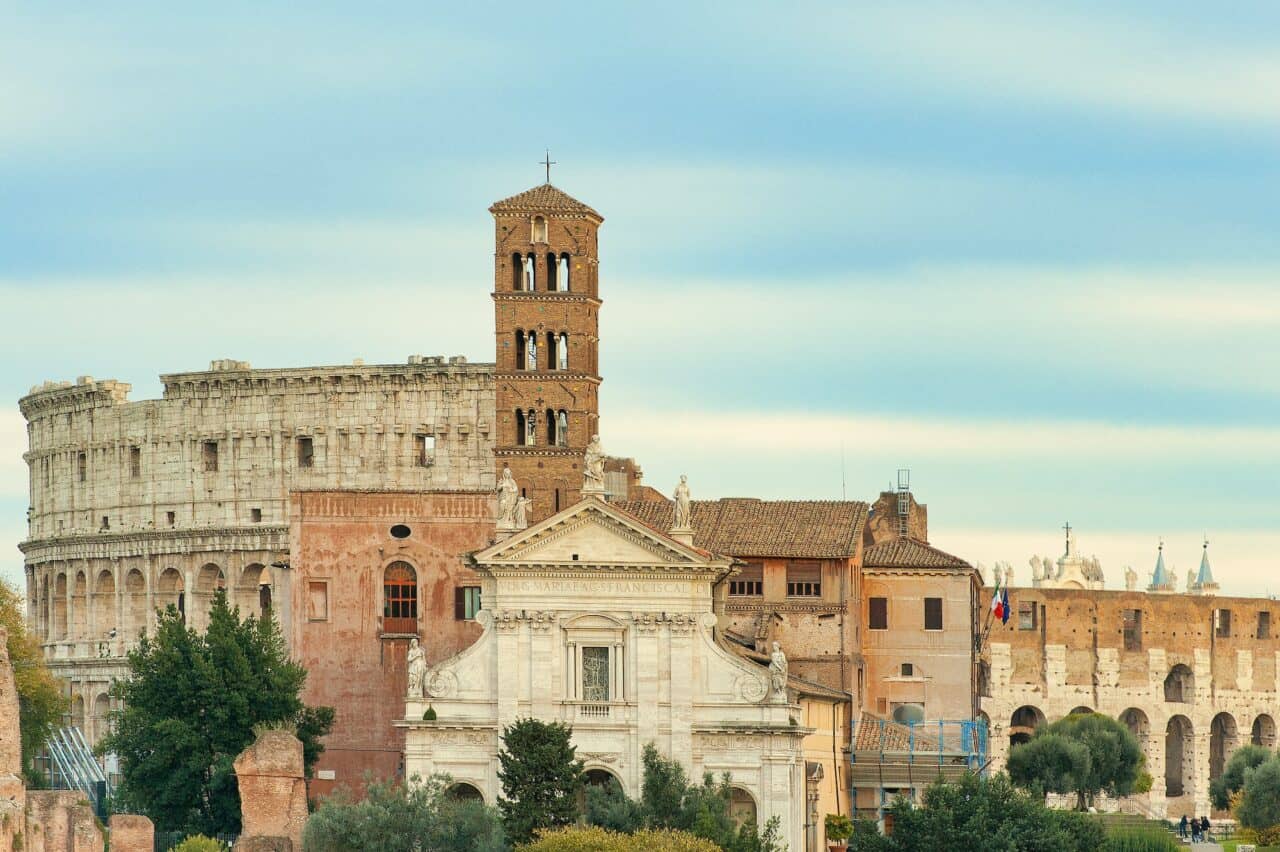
[520, 825, 720, 851]
[1238, 757, 1280, 830]
[1102, 826, 1179, 852]
[825, 812, 853, 842]
[171, 836, 224, 852]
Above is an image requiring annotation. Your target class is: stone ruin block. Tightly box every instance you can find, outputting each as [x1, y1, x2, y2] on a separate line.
[108, 814, 155, 852]
[233, 729, 307, 851]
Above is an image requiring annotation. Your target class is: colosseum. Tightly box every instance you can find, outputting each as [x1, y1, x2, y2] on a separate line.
[980, 535, 1279, 820]
[18, 356, 495, 749]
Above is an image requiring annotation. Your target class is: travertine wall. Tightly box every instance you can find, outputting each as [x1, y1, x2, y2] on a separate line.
[19, 357, 495, 747]
[981, 586, 1280, 819]
[233, 729, 308, 852]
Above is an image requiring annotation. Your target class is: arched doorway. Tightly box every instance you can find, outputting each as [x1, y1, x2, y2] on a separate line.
[446, 782, 484, 803]
[1009, 705, 1045, 748]
[1164, 664, 1193, 702]
[1252, 714, 1277, 748]
[729, 786, 757, 830]
[92, 693, 111, 745]
[1210, 712, 1239, 783]
[1165, 715, 1194, 798]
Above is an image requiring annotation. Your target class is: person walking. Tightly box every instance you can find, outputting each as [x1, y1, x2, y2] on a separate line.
[1178, 814, 1188, 840]
[1190, 816, 1201, 842]
[1201, 815, 1211, 841]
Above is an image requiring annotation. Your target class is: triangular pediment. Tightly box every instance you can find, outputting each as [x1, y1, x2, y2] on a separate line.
[478, 499, 719, 569]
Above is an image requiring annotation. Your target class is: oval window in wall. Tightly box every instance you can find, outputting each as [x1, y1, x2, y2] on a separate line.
[390, 524, 412, 539]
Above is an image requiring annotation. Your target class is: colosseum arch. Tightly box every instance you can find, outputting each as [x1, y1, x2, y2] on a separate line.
[1252, 714, 1277, 748]
[157, 567, 185, 620]
[1164, 664, 1194, 703]
[1210, 712, 1239, 783]
[71, 693, 86, 732]
[236, 563, 268, 619]
[1009, 705, 1045, 748]
[71, 570, 88, 639]
[53, 572, 68, 639]
[1119, 707, 1150, 741]
[124, 569, 146, 639]
[92, 693, 111, 744]
[195, 563, 225, 626]
[1165, 714, 1194, 799]
[94, 569, 116, 640]
[1068, 706, 1093, 716]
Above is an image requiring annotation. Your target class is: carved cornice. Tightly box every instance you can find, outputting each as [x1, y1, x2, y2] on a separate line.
[492, 609, 558, 631]
[725, 601, 847, 614]
[21, 525, 289, 563]
[630, 611, 700, 634]
[492, 292, 601, 307]
[494, 512, 692, 566]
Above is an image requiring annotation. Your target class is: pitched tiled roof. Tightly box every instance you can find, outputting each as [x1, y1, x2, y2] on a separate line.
[489, 184, 601, 219]
[863, 538, 971, 570]
[613, 498, 867, 559]
[853, 714, 944, 753]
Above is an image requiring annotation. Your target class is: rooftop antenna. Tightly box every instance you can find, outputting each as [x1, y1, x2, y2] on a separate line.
[896, 468, 911, 539]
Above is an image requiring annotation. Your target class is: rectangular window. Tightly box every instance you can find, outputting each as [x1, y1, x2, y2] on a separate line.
[250, 508, 262, 523]
[77, 452, 87, 482]
[1259, 611, 1272, 640]
[869, 597, 888, 630]
[1123, 609, 1142, 651]
[729, 562, 763, 597]
[297, 436, 314, 468]
[455, 586, 482, 620]
[786, 560, 822, 597]
[307, 581, 329, 621]
[581, 646, 610, 702]
[100, 515, 109, 530]
[1215, 608, 1232, 638]
[166, 511, 176, 527]
[415, 434, 434, 467]
[129, 446, 141, 479]
[924, 597, 943, 631]
[202, 441, 219, 473]
[1018, 602, 1037, 631]
[900, 663, 914, 677]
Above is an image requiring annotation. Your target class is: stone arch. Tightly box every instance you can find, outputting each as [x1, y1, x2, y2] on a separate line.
[71, 570, 88, 639]
[124, 568, 146, 638]
[578, 766, 625, 812]
[237, 563, 268, 619]
[1119, 707, 1150, 740]
[1252, 713, 1277, 748]
[1068, 706, 1093, 716]
[446, 781, 485, 803]
[71, 693, 86, 732]
[94, 569, 116, 640]
[1164, 663, 1193, 702]
[53, 571, 68, 639]
[1210, 711, 1239, 783]
[1009, 705, 1045, 747]
[729, 785, 758, 829]
[157, 567, 185, 620]
[1165, 714, 1194, 799]
[39, 573, 49, 638]
[92, 692, 111, 744]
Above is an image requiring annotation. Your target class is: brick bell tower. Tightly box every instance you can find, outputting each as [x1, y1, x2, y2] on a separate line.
[491, 181, 603, 524]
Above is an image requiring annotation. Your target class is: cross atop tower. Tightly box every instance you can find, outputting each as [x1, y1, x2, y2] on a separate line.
[1062, 521, 1071, 546]
[539, 149, 557, 184]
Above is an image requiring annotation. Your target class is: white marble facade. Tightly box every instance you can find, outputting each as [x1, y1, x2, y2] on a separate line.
[400, 497, 808, 848]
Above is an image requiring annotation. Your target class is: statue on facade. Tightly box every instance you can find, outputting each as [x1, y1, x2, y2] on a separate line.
[672, 475, 692, 530]
[583, 434, 606, 493]
[991, 563, 1003, 587]
[406, 638, 427, 698]
[497, 467, 520, 528]
[1029, 556, 1042, 583]
[768, 641, 788, 701]
[1124, 565, 1137, 591]
[1042, 556, 1056, 580]
[515, 496, 533, 529]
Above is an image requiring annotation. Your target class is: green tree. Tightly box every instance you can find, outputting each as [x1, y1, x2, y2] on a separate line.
[98, 589, 333, 836]
[1209, 743, 1271, 810]
[586, 777, 643, 833]
[303, 774, 506, 852]
[1008, 713, 1147, 810]
[520, 825, 721, 851]
[498, 718, 584, 845]
[876, 773, 1105, 852]
[0, 578, 68, 783]
[1236, 755, 1280, 831]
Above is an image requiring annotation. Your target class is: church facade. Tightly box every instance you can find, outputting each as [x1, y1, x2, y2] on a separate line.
[399, 495, 809, 849]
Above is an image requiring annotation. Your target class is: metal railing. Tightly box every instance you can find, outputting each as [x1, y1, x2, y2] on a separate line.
[45, 725, 111, 817]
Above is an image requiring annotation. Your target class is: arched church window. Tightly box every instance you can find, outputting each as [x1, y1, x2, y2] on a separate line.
[515, 330, 525, 370]
[546, 332, 558, 370]
[546, 252, 558, 291]
[511, 253, 523, 290]
[523, 254, 536, 291]
[558, 333, 569, 370]
[559, 254, 570, 291]
[383, 562, 418, 633]
[515, 409, 527, 445]
[525, 409, 537, 446]
[557, 410, 568, 447]
[526, 333, 538, 371]
[532, 216, 548, 243]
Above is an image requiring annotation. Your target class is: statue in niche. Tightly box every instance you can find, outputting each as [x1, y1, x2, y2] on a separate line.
[406, 638, 427, 698]
[583, 434, 606, 491]
[497, 467, 519, 528]
[672, 475, 692, 529]
[1124, 565, 1138, 591]
[768, 641, 788, 701]
[515, 496, 533, 529]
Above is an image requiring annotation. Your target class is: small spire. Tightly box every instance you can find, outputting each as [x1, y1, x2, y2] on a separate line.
[1196, 535, 1217, 587]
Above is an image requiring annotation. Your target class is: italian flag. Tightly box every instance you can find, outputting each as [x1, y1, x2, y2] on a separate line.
[991, 581, 1005, 622]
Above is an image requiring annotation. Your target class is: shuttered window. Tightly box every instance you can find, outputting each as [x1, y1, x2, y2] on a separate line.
[786, 560, 821, 597]
[869, 597, 888, 630]
[455, 586, 482, 620]
[924, 597, 943, 630]
[730, 562, 763, 597]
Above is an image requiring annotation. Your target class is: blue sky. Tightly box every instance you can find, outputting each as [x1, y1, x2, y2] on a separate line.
[3, 1, 1279, 594]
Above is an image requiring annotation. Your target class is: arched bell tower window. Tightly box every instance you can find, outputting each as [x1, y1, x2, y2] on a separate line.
[546, 252, 559, 291]
[532, 216, 548, 244]
[515, 409, 527, 445]
[515, 330, 526, 370]
[525, 332, 538, 371]
[559, 253, 571, 291]
[383, 561, 418, 633]
[557, 410, 568, 447]
[523, 254, 536, 291]
[525, 409, 537, 446]
[558, 333, 569, 371]
[546, 408, 557, 445]
[511, 253, 523, 291]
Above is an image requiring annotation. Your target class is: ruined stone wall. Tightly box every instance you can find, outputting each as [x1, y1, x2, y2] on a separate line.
[19, 357, 496, 747]
[981, 585, 1280, 820]
[289, 490, 494, 797]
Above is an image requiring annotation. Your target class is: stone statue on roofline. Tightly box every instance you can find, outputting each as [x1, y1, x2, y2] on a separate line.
[497, 467, 520, 530]
[515, 496, 533, 529]
[1029, 556, 1043, 583]
[1124, 565, 1138, 591]
[583, 434, 606, 495]
[1187, 568, 1196, 593]
[768, 641, 788, 702]
[672, 474, 692, 530]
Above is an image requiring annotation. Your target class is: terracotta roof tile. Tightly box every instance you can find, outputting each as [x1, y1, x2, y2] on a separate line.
[863, 538, 971, 570]
[489, 184, 601, 219]
[613, 498, 867, 559]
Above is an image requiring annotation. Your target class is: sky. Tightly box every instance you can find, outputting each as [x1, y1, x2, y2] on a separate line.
[2, 1, 1278, 595]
